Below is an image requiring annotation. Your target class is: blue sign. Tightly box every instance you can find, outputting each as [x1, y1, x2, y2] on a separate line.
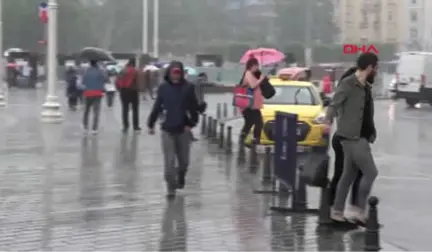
[274, 112, 298, 189]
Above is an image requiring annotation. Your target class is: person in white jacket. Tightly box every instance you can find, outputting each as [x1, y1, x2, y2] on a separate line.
[105, 70, 117, 107]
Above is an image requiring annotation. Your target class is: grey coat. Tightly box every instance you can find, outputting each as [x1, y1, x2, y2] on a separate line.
[325, 74, 375, 140]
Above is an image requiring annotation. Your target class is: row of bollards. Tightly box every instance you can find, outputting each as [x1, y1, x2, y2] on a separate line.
[202, 113, 233, 154]
[201, 102, 234, 154]
[216, 102, 235, 120]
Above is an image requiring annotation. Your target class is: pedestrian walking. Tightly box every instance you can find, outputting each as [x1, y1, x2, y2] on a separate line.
[65, 66, 79, 111]
[116, 58, 141, 133]
[82, 60, 106, 135]
[325, 53, 378, 226]
[238, 57, 265, 145]
[147, 61, 202, 198]
[329, 67, 362, 212]
[189, 72, 208, 141]
[105, 69, 116, 108]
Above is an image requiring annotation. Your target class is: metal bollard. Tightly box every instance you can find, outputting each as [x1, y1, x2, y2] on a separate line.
[207, 116, 213, 138]
[216, 103, 221, 119]
[364, 196, 381, 251]
[249, 143, 259, 172]
[262, 147, 272, 182]
[226, 126, 232, 154]
[219, 122, 225, 148]
[252, 147, 278, 195]
[237, 138, 246, 163]
[212, 118, 218, 140]
[317, 186, 332, 226]
[201, 113, 207, 135]
[223, 103, 228, 118]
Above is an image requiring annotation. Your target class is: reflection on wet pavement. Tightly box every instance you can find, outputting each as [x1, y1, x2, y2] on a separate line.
[0, 91, 425, 250]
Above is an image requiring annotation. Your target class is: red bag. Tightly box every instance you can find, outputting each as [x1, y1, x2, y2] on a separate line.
[233, 86, 254, 109]
[116, 67, 137, 89]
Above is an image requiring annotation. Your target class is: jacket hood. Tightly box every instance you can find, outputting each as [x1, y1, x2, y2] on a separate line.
[164, 60, 186, 83]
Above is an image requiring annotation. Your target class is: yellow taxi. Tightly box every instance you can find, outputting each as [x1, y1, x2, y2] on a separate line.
[245, 76, 329, 147]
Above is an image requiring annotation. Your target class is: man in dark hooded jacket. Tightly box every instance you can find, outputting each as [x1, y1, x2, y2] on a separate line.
[147, 61, 203, 198]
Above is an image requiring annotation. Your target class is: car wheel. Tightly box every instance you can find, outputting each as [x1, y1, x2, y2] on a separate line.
[406, 98, 419, 108]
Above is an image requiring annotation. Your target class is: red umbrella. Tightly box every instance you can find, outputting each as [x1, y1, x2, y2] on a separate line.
[240, 48, 285, 66]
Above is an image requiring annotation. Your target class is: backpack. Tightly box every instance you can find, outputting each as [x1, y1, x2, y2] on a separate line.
[116, 68, 137, 89]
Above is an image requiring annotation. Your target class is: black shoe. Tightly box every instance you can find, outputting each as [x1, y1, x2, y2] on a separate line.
[177, 171, 186, 189]
[133, 127, 142, 132]
[330, 218, 359, 230]
[122, 127, 128, 133]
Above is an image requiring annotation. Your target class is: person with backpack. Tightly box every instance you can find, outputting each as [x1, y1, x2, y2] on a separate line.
[147, 61, 202, 198]
[116, 58, 141, 133]
[82, 60, 106, 135]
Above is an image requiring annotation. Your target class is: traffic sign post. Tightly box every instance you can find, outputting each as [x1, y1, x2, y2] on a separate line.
[270, 111, 319, 214]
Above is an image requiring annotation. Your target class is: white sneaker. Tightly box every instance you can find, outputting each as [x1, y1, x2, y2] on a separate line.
[330, 208, 345, 222]
[345, 205, 366, 223]
[91, 130, 98, 135]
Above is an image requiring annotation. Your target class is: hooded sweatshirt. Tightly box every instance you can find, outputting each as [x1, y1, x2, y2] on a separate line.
[147, 61, 200, 134]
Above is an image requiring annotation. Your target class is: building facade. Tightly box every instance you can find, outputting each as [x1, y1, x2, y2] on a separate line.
[402, 0, 432, 51]
[334, 0, 403, 48]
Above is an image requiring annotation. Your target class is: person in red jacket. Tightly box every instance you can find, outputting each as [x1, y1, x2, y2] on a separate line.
[322, 74, 332, 95]
[116, 59, 141, 133]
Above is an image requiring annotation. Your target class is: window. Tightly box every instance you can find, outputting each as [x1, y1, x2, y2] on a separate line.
[410, 28, 418, 37]
[264, 86, 319, 105]
[359, 9, 368, 29]
[410, 11, 418, 22]
[411, 0, 416, 4]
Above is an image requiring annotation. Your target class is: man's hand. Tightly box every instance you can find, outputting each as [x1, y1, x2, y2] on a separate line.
[184, 126, 191, 132]
[148, 128, 155, 135]
[368, 134, 376, 143]
[323, 120, 332, 134]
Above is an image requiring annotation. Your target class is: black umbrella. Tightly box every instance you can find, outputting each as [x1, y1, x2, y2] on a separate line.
[79, 47, 115, 62]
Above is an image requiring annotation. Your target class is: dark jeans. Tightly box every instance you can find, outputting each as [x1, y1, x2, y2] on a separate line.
[83, 96, 102, 130]
[240, 108, 263, 141]
[120, 89, 139, 129]
[68, 96, 78, 110]
[106, 91, 115, 107]
[329, 134, 362, 206]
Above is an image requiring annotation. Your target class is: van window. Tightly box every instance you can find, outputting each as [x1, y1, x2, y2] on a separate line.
[397, 54, 425, 75]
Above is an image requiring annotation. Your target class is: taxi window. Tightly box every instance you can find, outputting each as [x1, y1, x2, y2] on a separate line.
[264, 86, 319, 105]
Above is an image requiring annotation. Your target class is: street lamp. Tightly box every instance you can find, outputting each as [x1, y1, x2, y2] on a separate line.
[41, 0, 63, 122]
[153, 0, 159, 58]
[0, 0, 6, 107]
[142, 0, 148, 54]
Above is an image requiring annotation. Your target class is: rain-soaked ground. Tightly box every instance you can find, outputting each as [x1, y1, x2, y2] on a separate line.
[0, 89, 428, 251]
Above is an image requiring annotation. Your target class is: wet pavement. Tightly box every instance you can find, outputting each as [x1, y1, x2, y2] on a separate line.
[0, 89, 424, 250]
[225, 99, 432, 251]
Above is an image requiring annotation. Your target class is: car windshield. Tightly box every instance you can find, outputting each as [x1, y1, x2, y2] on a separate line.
[264, 85, 319, 105]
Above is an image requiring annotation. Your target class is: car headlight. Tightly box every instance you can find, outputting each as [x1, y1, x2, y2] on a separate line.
[311, 112, 326, 124]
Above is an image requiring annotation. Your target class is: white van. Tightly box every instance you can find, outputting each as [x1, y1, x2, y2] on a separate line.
[395, 51, 432, 107]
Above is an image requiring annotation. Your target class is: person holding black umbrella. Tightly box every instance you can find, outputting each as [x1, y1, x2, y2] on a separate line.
[82, 60, 106, 135]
